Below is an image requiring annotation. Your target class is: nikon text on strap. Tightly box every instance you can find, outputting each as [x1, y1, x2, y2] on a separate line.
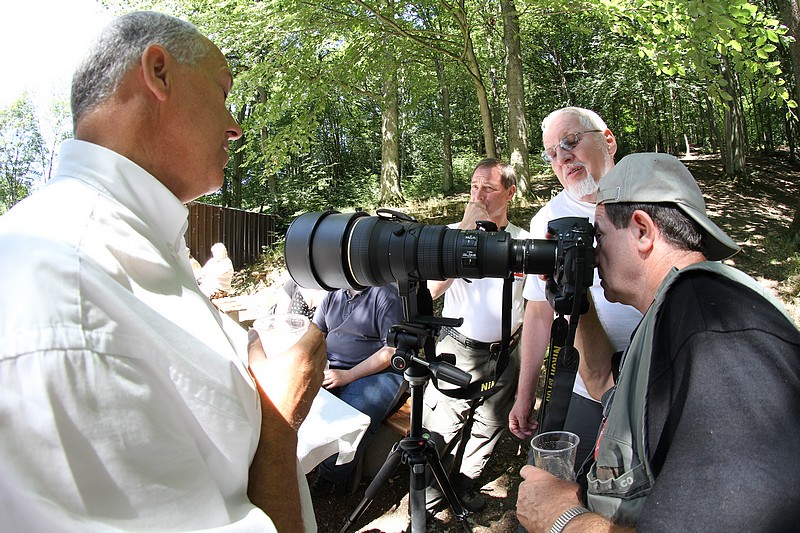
[537, 251, 589, 433]
[432, 275, 515, 400]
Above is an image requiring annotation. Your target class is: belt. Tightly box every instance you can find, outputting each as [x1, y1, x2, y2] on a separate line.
[442, 326, 521, 354]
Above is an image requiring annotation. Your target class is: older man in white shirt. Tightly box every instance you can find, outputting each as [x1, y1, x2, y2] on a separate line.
[0, 12, 325, 532]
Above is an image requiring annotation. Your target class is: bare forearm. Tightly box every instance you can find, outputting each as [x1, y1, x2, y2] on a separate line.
[347, 346, 394, 382]
[517, 302, 553, 405]
[426, 279, 453, 299]
[509, 302, 552, 438]
[573, 296, 615, 400]
[248, 392, 304, 531]
[564, 514, 634, 533]
[246, 326, 326, 530]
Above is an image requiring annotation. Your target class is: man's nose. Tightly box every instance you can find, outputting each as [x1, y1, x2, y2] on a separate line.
[227, 111, 243, 141]
[555, 145, 573, 164]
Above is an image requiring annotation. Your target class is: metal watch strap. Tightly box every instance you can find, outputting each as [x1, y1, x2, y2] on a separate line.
[549, 506, 590, 533]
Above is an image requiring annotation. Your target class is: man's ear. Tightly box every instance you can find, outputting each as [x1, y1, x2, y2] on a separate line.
[631, 209, 656, 254]
[506, 183, 517, 201]
[604, 129, 618, 158]
[140, 45, 172, 102]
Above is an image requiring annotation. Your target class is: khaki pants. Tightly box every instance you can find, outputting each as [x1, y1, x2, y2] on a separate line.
[422, 334, 520, 507]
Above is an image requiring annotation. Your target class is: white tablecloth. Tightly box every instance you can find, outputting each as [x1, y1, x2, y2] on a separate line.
[297, 388, 371, 474]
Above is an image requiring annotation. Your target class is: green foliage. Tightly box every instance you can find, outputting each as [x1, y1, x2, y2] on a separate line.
[402, 128, 446, 199]
[0, 94, 47, 213]
[596, 0, 794, 112]
[401, 139, 481, 199]
[765, 230, 800, 324]
[27, 0, 800, 214]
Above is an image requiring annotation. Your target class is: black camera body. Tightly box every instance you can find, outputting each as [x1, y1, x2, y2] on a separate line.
[544, 216, 595, 315]
[285, 208, 594, 316]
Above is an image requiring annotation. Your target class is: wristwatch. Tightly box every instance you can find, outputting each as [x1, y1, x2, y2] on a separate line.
[549, 506, 590, 533]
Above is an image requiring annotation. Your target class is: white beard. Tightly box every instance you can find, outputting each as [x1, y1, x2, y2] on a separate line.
[569, 171, 600, 200]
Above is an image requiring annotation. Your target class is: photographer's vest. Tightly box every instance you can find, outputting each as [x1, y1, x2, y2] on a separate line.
[586, 262, 793, 526]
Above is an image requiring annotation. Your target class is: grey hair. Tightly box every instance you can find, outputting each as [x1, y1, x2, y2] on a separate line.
[541, 106, 608, 134]
[71, 11, 210, 129]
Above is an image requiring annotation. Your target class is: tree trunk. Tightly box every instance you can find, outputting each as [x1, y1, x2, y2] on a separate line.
[435, 57, 454, 193]
[465, 42, 497, 158]
[379, 62, 404, 205]
[778, 0, 800, 106]
[719, 56, 747, 179]
[703, 93, 718, 153]
[449, 4, 497, 158]
[775, 0, 800, 244]
[489, 66, 504, 159]
[254, 87, 279, 212]
[501, 0, 530, 196]
[229, 105, 247, 208]
[668, 85, 680, 154]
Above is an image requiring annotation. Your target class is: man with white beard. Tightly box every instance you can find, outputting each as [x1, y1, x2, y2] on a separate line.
[508, 107, 641, 479]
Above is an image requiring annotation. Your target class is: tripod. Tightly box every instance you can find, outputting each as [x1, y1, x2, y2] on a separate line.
[340, 282, 473, 533]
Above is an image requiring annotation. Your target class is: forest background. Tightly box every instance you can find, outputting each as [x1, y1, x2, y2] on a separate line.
[4, 2, 800, 530]
[4, 0, 800, 275]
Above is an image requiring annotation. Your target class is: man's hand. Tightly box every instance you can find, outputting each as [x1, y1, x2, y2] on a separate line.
[516, 466, 584, 532]
[322, 367, 351, 389]
[247, 324, 326, 431]
[517, 466, 631, 533]
[509, 398, 538, 439]
[428, 201, 492, 299]
[457, 201, 490, 230]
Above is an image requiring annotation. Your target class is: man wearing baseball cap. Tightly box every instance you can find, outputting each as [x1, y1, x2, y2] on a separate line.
[516, 153, 800, 532]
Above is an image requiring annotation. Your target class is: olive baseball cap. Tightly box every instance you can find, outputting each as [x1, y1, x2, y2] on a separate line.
[596, 153, 740, 261]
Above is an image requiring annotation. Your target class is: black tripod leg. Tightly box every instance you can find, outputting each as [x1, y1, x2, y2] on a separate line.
[339, 445, 404, 533]
[425, 444, 471, 531]
[408, 461, 427, 533]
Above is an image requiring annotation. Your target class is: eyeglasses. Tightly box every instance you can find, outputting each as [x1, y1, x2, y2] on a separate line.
[541, 130, 603, 163]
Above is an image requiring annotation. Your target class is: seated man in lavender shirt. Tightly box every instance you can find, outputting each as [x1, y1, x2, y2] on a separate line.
[310, 283, 405, 495]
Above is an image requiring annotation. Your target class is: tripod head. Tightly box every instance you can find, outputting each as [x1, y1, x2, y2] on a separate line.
[387, 279, 472, 389]
[388, 321, 472, 388]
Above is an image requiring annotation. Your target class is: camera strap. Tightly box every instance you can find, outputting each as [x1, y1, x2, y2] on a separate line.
[537, 256, 589, 433]
[537, 317, 580, 432]
[433, 276, 514, 400]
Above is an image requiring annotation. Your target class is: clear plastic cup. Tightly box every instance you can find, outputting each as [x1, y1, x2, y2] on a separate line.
[252, 313, 310, 358]
[531, 430, 580, 481]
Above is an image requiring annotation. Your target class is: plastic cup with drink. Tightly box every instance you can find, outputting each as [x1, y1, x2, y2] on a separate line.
[252, 313, 310, 358]
[531, 430, 580, 481]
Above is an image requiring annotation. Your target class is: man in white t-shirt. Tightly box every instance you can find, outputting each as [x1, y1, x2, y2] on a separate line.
[423, 158, 528, 514]
[508, 108, 641, 474]
[199, 242, 235, 298]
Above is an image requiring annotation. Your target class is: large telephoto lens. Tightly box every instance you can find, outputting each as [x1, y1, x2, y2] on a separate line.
[285, 210, 559, 290]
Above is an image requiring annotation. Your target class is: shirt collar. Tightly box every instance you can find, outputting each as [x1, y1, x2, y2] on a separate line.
[53, 140, 189, 253]
[563, 188, 598, 208]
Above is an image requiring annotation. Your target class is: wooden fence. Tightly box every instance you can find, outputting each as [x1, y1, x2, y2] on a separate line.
[185, 202, 276, 270]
